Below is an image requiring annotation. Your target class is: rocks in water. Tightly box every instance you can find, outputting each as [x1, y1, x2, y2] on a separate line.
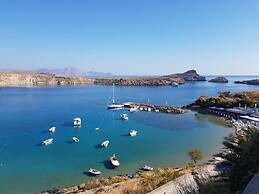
[208, 76, 228, 83]
[234, 79, 259, 85]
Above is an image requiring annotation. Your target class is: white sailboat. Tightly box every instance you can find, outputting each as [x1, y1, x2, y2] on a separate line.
[120, 113, 129, 121]
[107, 84, 124, 109]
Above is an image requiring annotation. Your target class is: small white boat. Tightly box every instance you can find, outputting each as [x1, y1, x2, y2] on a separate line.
[129, 107, 139, 112]
[120, 114, 129, 121]
[72, 137, 80, 143]
[171, 82, 179, 87]
[73, 117, 81, 126]
[88, 168, 101, 175]
[110, 154, 120, 167]
[142, 165, 153, 171]
[95, 127, 100, 130]
[101, 140, 109, 148]
[49, 127, 56, 133]
[42, 138, 53, 146]
[129, 129, 137, 137]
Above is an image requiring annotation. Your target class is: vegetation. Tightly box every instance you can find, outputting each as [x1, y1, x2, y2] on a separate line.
[199, 128, 259, 194]
[192, 91, 259, 108]
[187, 149, 203, 164]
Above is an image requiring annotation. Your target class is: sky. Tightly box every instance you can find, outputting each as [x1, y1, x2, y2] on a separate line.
[0, 0, 259, 75]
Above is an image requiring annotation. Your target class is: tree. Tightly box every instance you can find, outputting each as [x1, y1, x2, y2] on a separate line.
[187, 149, 203, 164]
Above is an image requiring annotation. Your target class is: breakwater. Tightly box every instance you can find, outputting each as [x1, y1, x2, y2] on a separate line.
[124, 102, 190, 114]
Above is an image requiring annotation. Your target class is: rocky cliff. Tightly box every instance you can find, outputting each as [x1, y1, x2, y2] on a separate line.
[0, 72, 94, 86]
[165, 69, 206, 81]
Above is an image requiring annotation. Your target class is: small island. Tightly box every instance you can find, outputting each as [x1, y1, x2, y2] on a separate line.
[208, 76, 228, 83]
[234, 79, 259, 85]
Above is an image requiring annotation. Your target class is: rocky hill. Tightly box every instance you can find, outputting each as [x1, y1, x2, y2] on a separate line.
[94, 70, 205, 86]
[0, 72, 94, 86]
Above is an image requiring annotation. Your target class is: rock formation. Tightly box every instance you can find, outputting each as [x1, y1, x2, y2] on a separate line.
[208, 76, 228, 83]
[234, 79, 259, 85]
[165, 69, 206, 81]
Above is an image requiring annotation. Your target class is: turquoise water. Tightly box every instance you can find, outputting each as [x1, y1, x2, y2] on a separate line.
[0, 77, 258, 194]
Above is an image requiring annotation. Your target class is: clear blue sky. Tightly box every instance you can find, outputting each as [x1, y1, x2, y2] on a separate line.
[0, 0, 258, 75]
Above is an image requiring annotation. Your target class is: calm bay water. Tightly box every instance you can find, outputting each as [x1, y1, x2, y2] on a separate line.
[0, 76, 258, 194]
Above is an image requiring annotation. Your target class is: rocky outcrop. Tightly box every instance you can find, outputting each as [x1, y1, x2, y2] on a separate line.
[187, 91, 259, 109]
[165, 70, 206, 81]
[0, 72, 94, 86]
[208, 76, 228, 83]
[234, 79, 259, 85]
[148, 164, 226, 194]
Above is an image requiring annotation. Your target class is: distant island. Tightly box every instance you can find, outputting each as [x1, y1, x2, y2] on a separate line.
[234, 79, 259, 85]
[0, 69, 206, 87]
[208, 76, 228, 83]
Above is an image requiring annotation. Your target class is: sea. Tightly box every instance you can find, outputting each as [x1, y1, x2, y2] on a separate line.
[0, 76, 258, 194]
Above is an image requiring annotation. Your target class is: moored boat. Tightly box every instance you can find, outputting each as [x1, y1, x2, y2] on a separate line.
[49, 126, 56, 133]
[129, 107, 139, 112]
[88, 168, 101, 175]
[72, 136, 80, 143]
[120, 113, 129, 121]
[142, 165, 153, 171]
[42, 138, 53, 146]
[107, 84, 124, 109]
[110, 154, 120, 167]
[101, 140, 109, 148]
[129, 129, 137, 137]
[73, 117, 81, 126]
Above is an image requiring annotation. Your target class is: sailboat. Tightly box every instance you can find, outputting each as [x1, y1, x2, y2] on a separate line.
[107, 83, 124, 109]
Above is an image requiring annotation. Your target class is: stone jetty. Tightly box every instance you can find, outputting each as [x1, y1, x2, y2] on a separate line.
[124, 102, 190, 114]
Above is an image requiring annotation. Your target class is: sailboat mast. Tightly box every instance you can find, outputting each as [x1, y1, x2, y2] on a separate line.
[112, 83, 115, 103]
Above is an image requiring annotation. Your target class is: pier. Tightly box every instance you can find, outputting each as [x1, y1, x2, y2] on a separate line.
[123, 102, 190, 114]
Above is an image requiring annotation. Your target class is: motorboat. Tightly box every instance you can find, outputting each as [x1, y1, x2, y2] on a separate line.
[107, 84, 124, 109]
[129, 107, 139, 112]
[95, 127, 100, 130]
[110, 154, 120, 167]
[101, 140, 109, 148]
[120, 114, 129, 121]
[171, 82, 179, 87]
[88, 168, 101, 175]
[129, 129, 137, 137]
[42, 138, 53, 146]
[72, 137, 80, 143]
[49, 126, 56, 133]
[73, 117, 81, 126]
[142, 165, 154, 171]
